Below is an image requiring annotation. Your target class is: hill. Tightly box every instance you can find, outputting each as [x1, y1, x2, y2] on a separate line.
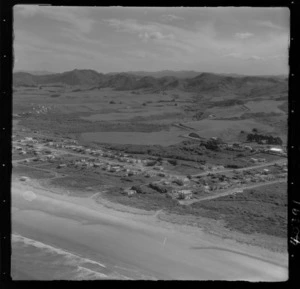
[124, 70, 201, 79]
[14, 70, 54, 76]
[13, 69, 288, 97]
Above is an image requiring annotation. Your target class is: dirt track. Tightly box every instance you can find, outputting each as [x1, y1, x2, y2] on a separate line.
[179, 179, 287, 205]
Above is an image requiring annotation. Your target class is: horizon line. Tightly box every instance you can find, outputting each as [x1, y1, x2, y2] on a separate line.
[13, 68, 288, 77]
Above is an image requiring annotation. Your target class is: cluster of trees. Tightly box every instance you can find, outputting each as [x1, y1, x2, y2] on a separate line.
[247, 133, 283, 145]
[204, 138, 223, 151]
[210, 99, 244, 108]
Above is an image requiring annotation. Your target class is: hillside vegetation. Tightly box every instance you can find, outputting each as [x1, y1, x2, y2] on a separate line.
[13, 69, 288, 98]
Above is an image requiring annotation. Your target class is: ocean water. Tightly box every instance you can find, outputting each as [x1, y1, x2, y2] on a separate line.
[11, 233, 134, 280]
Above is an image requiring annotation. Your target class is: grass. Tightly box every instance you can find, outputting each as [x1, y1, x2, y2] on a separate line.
[191, 182, 287, 237]
[103, 188, 179, 211]
[13, 85, 288, 238]
[102, 182, 287, 238]
[13, 165, 56, 179]
[50, 175, 106, 192]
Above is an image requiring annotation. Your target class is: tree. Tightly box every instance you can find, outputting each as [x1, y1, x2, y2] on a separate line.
[205, 139, 220, 151]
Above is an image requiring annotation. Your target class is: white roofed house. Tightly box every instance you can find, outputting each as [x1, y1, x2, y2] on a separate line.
[177, 190, 193, 200]
[269, 147, 285, 155]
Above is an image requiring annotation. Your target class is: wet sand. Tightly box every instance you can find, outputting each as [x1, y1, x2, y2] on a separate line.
[11, 178, 288, 280]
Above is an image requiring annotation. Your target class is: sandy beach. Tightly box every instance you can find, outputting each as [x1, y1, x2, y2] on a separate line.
[11, 176, 288, 280]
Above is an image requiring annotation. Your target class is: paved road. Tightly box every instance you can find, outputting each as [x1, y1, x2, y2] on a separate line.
[191, 159, 287, 178]
[179, 179, 287, 206]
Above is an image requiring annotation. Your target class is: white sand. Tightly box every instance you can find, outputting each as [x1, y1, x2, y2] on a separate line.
[11, 177, 288, 280]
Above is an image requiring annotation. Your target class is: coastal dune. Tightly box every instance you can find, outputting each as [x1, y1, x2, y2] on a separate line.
[12, 180, 288, 280]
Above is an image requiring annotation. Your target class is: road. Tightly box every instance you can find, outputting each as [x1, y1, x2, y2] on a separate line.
[12, 142, 181, 178]
[191, 159, 286, 178]
[179, 179, 287, 205]
[13, 156, 37, 164]
[13, 141, 286, 181]
[11, 179, 288, 280]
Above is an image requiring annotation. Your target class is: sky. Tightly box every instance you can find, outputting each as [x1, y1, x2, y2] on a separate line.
[13, 6, 290, 75]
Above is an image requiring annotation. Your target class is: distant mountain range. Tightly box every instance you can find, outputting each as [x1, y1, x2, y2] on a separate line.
[15, 70, 54, 76]
[13, 69, 288, 96]
[111, 70, 202, 79]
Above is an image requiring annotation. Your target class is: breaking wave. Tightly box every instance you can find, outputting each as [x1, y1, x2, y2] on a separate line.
[12, 233, 130, 280]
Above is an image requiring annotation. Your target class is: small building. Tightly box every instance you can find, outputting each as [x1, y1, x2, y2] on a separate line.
[57, 164, 67, 168]
[124, 188, 136, 196]
[203, 185, 210, 192]
[269, 147, 284, 154]
[177, 190, 193, 200]
[20, 176, 29, 181]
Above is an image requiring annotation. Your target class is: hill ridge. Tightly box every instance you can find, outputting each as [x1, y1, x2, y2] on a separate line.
[13, 69, 288, 96]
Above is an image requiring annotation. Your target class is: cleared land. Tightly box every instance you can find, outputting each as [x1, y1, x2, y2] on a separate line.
[12, 72, 288, 279]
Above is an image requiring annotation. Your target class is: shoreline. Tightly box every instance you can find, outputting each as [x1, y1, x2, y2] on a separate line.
[11, 174, 288, 268]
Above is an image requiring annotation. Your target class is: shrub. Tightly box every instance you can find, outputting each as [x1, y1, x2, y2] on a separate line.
[189, 132, 200, 138]
[168, 159, 178, 166]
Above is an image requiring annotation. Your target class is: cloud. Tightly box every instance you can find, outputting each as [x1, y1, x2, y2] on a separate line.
[126, 50, 158, 59]
[223, 52, 264, 61]
[235, 32, 254, 39]
[246, 55, 264, 61]
[15, 5, 40, 17]
[104, 19, 175, 42]
[161, 14, 184, 22]
[223, 52, 286, 62]
[138, 31, 175, 42]
[256, 20, 285, 30]
[104, 18, 154, 33]
[15, 5, 95, 34]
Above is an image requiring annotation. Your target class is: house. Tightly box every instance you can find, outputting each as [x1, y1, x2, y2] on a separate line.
[57, 164, 67, 168]
[124, 188, 136, 196]
[177, 190, 193, 200]
[203, 185, 210, 192]
[219, 181, 229, 189]
[269, 147, 284, 154]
